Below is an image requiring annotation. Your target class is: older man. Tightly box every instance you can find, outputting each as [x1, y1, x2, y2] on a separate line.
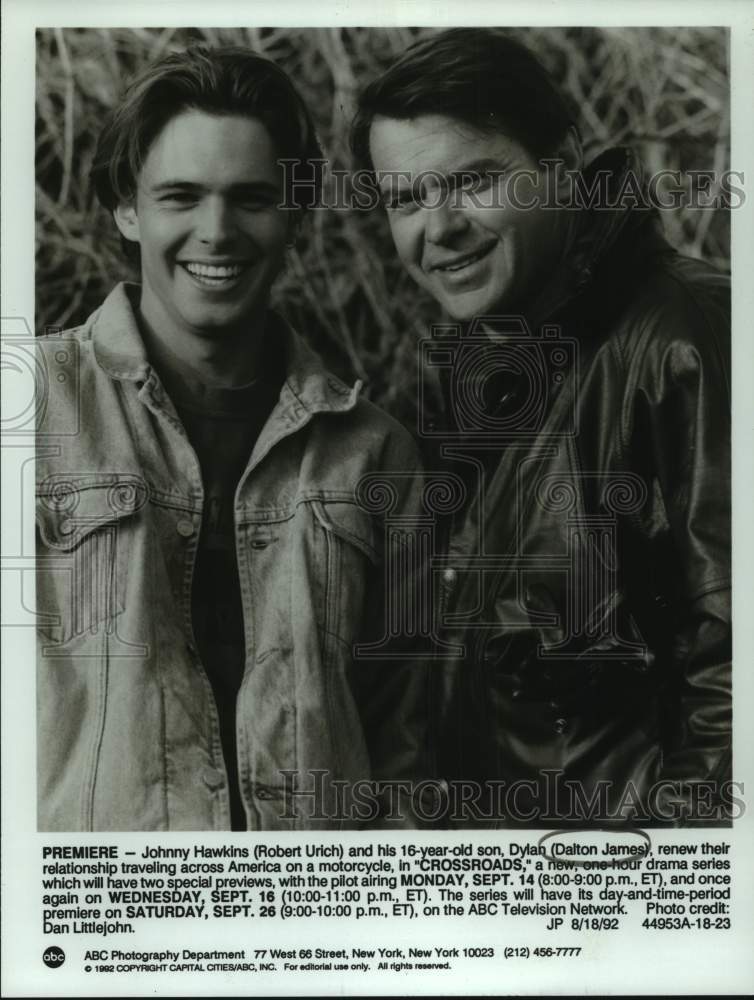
[352, 28, 731, 825]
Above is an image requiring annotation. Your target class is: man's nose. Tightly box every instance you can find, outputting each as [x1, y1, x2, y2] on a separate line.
[423, 198, 469, 246]
[195, 196, 235, 245]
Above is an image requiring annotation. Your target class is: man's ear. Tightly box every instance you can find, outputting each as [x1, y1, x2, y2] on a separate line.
[113, 202, 141, 243]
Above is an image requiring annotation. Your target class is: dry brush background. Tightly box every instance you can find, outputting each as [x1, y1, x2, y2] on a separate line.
[36, 26, 729, 426]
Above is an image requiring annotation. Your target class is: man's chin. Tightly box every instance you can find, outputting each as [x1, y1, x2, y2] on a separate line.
[443, 295, 513, 324]
[426, 278, 513, 322]
[178, 302, 264, 336]
[178, 314, 243, 338]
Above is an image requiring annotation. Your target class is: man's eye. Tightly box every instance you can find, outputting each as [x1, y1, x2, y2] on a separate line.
[383, 192, 419, 213]
[159, 192, 196, 206]
[459, 171, 496, 193]
[239, 195, 277, 210]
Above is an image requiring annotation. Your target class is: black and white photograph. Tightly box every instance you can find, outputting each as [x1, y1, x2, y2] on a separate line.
[2, 1, 753, 996]
[33, 22, 733, 831]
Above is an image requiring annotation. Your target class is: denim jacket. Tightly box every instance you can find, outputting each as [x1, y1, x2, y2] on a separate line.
[36, 284, 426, 831]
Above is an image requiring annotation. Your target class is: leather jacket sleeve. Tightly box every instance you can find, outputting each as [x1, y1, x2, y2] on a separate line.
[625, 277, 731, 822]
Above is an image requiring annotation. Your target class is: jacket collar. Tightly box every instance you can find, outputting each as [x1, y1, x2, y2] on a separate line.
[524, 147, 660, 329]
[91, 282, 362, 418]
[568, 146, 657, 283]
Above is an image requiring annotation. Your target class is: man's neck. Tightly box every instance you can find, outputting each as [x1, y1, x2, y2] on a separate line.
[137, 298, 269, 389]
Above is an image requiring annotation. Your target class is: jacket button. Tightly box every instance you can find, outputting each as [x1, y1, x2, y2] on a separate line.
[202, 767, 225, 790]
[554, 717, 567, 735]
[176, 518, 195, 537]
[250, 538, 269, 550]
[442, 568, 458, 589]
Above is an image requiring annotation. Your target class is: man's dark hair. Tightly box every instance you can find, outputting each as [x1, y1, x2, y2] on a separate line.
[92, 44, 323, 212]
[351, 28, 577, 171]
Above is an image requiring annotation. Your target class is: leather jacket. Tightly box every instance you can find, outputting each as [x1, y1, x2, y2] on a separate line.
[36, 284, 426, 831]
[432, 149, 731, 826]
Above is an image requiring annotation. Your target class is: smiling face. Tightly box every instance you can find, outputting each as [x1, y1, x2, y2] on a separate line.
[114, 110, 290, 345]
[369, 114, 566, 321]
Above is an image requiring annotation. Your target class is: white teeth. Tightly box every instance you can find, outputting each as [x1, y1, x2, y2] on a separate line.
[184, 262, 245, 279]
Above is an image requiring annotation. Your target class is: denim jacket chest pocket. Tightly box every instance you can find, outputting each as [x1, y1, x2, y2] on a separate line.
[239, 498, 379, 660]
[36, 474, 148, 649]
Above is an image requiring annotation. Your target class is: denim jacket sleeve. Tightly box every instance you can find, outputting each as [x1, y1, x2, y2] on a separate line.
[346, 420, 433, 827]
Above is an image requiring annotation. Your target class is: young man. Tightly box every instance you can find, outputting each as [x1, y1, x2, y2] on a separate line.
[351, 28, 732, 825]
[36, 46, 425, 831]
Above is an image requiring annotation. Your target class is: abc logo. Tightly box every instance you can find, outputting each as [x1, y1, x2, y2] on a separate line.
[43, 945, 65, 968]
